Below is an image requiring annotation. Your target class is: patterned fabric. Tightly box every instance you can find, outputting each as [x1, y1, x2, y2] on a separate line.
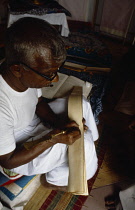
[0, 167, 22, 180]
[0, 175, 36, 200]
[9, 0, 72, 16]
[0, 172, 14, 187]
[59, 67, 110, 124]
[62, 32, 112, 68]
[0, 166, 23, 187]
[60, 31, 112, 124]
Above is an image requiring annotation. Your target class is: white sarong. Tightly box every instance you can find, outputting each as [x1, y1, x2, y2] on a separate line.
[11, 97, 98, 186]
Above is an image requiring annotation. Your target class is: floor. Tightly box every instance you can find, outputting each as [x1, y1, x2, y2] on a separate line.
[82, 184, 120, 210]
[81, 179, 134, 210]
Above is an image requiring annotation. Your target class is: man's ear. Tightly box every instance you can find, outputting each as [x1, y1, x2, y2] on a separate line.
[10, 64, 22, 78]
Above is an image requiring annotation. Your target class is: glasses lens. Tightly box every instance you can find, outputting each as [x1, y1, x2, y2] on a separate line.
[21, 63, 58, 81]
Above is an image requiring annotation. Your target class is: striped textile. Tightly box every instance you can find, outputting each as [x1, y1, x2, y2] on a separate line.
[0, 175, 36, 201]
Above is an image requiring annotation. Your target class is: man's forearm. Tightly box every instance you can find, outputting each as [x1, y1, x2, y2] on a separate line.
[0, 135, 56, 169]
[0, 122, 80, 169]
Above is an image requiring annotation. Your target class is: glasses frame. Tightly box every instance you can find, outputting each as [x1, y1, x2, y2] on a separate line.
[20, 63, 58, 81]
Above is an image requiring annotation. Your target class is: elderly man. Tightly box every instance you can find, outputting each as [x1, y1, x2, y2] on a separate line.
[0, 17, 98, 190]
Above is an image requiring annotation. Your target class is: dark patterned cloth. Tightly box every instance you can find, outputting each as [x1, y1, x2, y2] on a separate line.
[61, 32, 112, 124]
[9, 0, 71, 16]
[59, 67, 110, 124]
[62, 32, 112, 68]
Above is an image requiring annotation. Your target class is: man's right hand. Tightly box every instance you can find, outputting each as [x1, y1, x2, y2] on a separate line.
[51, 126, 81, 145]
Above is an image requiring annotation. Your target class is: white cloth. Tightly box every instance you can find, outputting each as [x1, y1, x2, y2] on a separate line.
[0, 75, 98, 186]
[119, 184, 135, 210]
[10, 97, 98, 186]
[0, 201, 10, 210]
[8, 13, 70, 37]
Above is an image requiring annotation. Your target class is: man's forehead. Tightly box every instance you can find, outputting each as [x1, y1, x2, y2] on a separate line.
[30, 51, 60, 70]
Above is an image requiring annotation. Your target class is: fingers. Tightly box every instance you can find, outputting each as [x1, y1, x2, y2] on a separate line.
[66, 127, 81, 145]
[65, 120, 79, 128]
[55, 118, 88, 145]
[84, 125, 88, 131]
[82, 118, 88, 131]
[53, 127, 81, 145]
[82, 118, 86, 124]
[65, 119, 88, 132]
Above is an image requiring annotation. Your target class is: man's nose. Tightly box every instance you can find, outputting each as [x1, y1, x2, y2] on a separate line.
[52, 74, 59, 82]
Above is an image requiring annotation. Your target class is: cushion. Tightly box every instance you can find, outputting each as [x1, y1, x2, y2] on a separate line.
[0, 174, 36, 201]
[0, 172, 21, 187]
[0, 166, 23, 187]
[62, 32, 112, 68]
[0, 175, 40, 209]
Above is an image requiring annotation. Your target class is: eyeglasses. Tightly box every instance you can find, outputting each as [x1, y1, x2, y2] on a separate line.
[20, 63, 58, 81]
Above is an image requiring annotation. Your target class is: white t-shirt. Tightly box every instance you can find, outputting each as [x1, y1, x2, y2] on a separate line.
[0, 75, 42, 156]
